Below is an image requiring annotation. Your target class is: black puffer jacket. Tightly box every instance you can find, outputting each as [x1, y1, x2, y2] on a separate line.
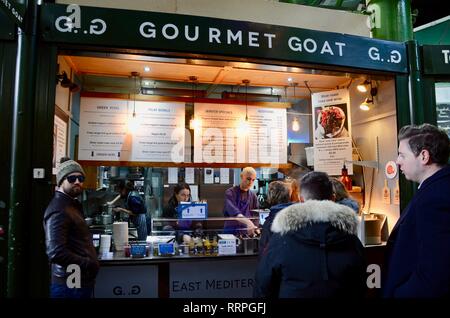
[254, 200, 366, 298]
[43, 191, 99, 287]
[259, 202, 293, 256]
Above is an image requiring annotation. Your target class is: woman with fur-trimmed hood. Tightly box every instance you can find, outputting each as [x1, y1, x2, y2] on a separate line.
[254, 171, 366, 298]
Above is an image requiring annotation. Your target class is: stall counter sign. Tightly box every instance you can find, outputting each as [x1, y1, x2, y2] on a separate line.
[177, 202, 208, 219]
[385, 161, 398, 179]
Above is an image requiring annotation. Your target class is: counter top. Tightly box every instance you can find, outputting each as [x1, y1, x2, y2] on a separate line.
[99, 251, 259, 265]
[99, 241, 385, 265]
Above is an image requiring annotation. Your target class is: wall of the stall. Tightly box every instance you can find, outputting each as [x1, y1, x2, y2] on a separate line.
[54, 56, 83, 166]
[69, 74, 82, 159]
[350, 79, 400, 233]
[55, 56, 71, 113]
[0, 39, 17, 298]
[56, 0, 370, 37]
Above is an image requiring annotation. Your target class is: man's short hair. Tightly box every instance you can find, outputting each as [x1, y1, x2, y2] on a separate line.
[299, 171, 333, 201]
[398, 123, 450, 166]
[241, 166, 256, 176]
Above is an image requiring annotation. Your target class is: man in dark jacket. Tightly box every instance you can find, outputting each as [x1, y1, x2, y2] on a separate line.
[383, 124, 450, 298]
[44, 157, 99, 298]
[254, 171, 366, 298]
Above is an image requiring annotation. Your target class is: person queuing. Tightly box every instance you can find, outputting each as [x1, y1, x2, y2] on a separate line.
[113, 180, 148, 241]
[223, 167, 259, 236]
[284, 177, 301, 203]
[254, 171, 366, 298]
[43, 157, 99, 298]
[383, 124, 450, 297]
[330, 177, 359, 213]
[258, 181, 293, 255]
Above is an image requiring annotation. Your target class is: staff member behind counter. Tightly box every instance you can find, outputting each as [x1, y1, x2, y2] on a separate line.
[223, 167, 259, 236]
[113, 181, 148, 241]
[162, 182, 197, 233]
[162, 183, 191, 218]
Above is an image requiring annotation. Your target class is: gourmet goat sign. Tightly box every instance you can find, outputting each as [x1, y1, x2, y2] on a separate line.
[41, 3, 407, 73]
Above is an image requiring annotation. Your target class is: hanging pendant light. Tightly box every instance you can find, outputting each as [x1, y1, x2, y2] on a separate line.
[188, 76, 201, 130]
[128, 71, 140, 133]
[237, 79, 250, 134]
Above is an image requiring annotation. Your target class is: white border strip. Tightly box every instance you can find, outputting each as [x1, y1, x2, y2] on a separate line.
[414, 15, 450, 32]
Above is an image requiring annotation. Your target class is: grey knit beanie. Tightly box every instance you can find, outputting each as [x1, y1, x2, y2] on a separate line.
[57, 159, 85, 186]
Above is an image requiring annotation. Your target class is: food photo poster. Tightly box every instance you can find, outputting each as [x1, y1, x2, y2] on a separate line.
[311, 89, 353, 176]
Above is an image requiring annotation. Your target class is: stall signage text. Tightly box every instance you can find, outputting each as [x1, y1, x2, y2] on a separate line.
[41, 4, 407, 73]
[422, 45, 450, 75]
[0, 0, 25, 29]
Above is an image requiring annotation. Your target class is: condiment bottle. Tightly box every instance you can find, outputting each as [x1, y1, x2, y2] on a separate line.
[188, 240, 195, 256]
[203, 237, 211, 256]
[383, 179, 391, 204]
[393, 179, 400, 205]
[340, 164, 352, 191]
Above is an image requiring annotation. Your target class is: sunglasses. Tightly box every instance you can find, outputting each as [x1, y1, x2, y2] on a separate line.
[66, 175, 85, 183]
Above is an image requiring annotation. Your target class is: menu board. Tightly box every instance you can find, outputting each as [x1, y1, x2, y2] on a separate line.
[247, 107, 287, 164]
[193, 103, 287, 164]
[52, 115, 67, 175]
[435, 85, 450, 136]
[311, 89, 353, 176]
[78, 98, 185, 162]
[436, 104, 450, 136]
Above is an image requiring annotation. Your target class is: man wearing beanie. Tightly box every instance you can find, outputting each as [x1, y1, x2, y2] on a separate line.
[43, 157, 99, 298]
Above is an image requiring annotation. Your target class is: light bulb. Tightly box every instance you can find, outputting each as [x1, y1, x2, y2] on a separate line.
[359, 98, 372, 111]
[237, 118, 250, 135]
[359, 104, 370, 111]
[292, 117, 300, 132]
[189, 117, 202, 130]
[357, 84, 368, 93]
[127, 113, 139, 134]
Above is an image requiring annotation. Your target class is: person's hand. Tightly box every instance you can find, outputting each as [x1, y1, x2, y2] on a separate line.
[245, 220, 258, 237]
[112, 207, 122, 213]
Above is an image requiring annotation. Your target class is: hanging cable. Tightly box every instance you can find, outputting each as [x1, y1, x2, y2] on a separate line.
[346, 78, 353, 89]
[189, 76, 199, 130]
[131, 71, 140, 117]
[304, 81, 312, 95]
[242, 79, 250, 122]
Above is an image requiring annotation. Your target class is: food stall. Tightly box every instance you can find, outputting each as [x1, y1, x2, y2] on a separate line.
[22, 3, 413, 297]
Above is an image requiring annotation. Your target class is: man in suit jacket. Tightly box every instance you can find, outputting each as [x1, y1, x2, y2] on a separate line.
[383, 123, 450, 297]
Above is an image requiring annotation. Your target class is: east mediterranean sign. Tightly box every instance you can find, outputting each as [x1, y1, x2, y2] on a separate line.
[40, 3, 407, 73]
[0, 0, 25, 29]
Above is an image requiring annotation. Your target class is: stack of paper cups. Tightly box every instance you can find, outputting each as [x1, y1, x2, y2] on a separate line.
[113, 222, 128, 251]
[100, 234, 111, 253]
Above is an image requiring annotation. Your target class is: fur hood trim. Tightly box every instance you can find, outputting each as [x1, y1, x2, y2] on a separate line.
[271, 200, 358, 235]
